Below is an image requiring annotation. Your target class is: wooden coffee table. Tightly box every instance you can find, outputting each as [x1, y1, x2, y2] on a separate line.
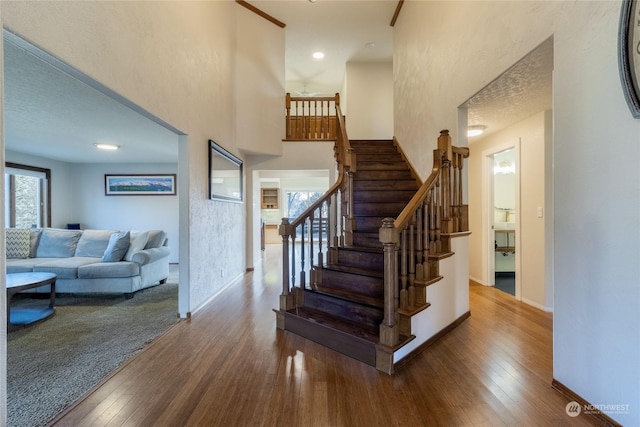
[6, 272, 57, 332]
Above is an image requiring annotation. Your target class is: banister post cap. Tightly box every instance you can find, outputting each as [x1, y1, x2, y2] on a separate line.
[379, 218, 398, 244]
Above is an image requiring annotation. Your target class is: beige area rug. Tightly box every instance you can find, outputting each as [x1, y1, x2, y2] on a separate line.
[7, 267, 179, 427]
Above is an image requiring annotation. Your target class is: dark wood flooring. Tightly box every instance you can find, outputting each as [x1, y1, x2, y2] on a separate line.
[51, 245, 601, 426]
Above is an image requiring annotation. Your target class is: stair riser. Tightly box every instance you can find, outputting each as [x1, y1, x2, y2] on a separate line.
[356, 153, 402, 162]
[353, 180, 418, 191]
[304, 291, 383, 328]
[354, 202, 406, 217]
[357, 162, 409, 171]
[354, 170, 414, 180]
[319, 269, 383, 298]
[354, 190, 416, 203]
[355, 216, 387, 232]
[337, 249, 384, 270]
[353, 232, 382, 248]
[349, 140, 396, 150]
[284, 312, 376, 366]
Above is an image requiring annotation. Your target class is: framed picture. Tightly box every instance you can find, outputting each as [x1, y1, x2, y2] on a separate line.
[209, 140, 243, 202]
[105, 174, 177, 196]
[619, 0, 640, 118]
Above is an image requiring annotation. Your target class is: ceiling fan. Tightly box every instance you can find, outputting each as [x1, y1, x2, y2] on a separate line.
[294, 86, 319, 97]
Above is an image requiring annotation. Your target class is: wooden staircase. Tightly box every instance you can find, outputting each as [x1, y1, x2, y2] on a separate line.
[275, 95, 470, 374]
[283, 140, 421, 367]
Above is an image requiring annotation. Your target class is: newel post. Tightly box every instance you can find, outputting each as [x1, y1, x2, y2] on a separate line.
[276, 218, 295, 329]
[377, 218, 399, 373]
[285, 93, 292, 139]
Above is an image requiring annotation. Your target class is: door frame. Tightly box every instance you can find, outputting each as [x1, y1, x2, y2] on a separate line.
[481, 139, 522, 300]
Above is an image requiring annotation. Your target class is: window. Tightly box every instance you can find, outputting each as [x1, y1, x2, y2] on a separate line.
[286, 191, 323, 219]
[5, 163, 50, 228]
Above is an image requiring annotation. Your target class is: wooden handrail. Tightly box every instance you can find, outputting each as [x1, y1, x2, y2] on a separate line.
[394, 149, 441, 231]
[378, 130, 470, 354]
[276, 95, 354, 317]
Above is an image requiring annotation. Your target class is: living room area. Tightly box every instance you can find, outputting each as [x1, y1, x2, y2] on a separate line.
[4, 32, 182, 426]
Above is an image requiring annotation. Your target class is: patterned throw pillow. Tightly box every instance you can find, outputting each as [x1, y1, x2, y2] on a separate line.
[6, 228, 31, 259]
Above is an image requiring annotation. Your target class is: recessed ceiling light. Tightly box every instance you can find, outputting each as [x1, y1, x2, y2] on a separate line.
[312, 51, 325, 59]
[95, 143, 120, 151]
[365, 42, 376, 49]
[467, 125, 486, 137]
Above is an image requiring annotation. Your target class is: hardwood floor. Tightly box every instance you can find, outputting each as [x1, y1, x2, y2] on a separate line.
[52, 246, 600, 426]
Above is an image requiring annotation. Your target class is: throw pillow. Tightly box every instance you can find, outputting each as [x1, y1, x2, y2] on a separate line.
[124, 231, 149, 261]
[75, 230, 116, 258]
[6, 228, 30, 259]
[36, 229, 82, 258]
[144, 230, 167, 249]
[101, 231, 130, 262]
[29, 229, 42, 258]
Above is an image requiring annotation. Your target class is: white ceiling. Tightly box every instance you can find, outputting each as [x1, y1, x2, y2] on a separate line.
[4, 37, 180, 164]
[254, 0, 396, 95]
[3, 2, 552, 165]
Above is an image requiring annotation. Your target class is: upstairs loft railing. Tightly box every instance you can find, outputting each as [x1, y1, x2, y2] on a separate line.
[378, 130, 470, 354]
[285, 93, 343, 141]
[276, 102, 354, 321]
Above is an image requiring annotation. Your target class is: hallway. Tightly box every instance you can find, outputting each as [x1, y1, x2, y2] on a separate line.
[52, 245, 599, 426]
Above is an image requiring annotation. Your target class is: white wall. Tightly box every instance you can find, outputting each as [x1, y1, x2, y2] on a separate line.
[72, 163, 179, 263]
[236, 6, 285, 268]
[344, 62, 393, 140]
[468, 112, 548, 310]
[394, 2, 640, 424]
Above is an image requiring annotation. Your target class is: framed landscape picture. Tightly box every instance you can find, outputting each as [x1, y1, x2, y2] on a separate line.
[105, 174, 177, 196]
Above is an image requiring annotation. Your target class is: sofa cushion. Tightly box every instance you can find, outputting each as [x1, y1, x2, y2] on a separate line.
[75, 230, 116, 258]
[144, 230, 167, 249]
[102, 231, 130, 262]
[124, 231, 149, 262]
[36, 229, 83, 258]
[6, 228, 31, 259]
[78, 261, 140, 279]
[33, 257, 101, 279]
[6, 257, 59, 274]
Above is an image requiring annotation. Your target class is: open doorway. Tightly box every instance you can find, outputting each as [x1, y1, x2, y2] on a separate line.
[490, 147, 517, 296]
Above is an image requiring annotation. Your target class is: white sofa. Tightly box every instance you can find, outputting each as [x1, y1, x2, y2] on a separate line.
[5, 228, 170, 298]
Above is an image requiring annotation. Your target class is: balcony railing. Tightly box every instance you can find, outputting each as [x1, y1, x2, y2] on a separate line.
[285, 93, 342, 141]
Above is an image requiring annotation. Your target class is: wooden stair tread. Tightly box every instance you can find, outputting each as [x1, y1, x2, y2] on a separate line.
[313, 285, 384, 308]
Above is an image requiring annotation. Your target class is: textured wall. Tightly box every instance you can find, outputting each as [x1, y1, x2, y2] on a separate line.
[394, 1, 640, 424]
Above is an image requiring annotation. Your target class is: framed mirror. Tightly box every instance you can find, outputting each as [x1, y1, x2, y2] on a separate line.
[208, 140, 243, 202]
[619, 0, 640, 118]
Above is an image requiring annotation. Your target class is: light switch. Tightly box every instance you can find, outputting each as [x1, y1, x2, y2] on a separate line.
[537, 207, 544, 218]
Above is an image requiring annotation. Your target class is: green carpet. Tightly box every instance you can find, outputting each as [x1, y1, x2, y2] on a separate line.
[7, 280, 179, 427]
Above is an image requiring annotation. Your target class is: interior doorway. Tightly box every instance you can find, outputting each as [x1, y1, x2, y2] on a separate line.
[483, 140, 521, 299]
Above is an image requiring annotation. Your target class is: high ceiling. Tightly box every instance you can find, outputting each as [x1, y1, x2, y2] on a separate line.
[3, 1, 552, 164]
[253, 0, 396, 95]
